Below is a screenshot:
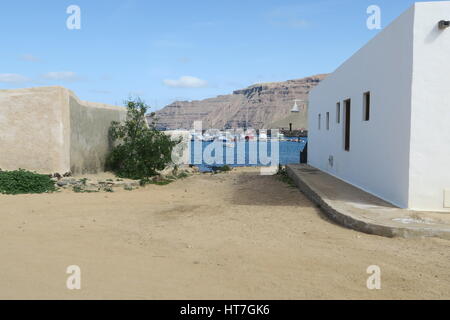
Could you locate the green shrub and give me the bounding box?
[210,165,232,173]
[218,165,232,172]
[73,185,84,193]
[276,164,285,175]
[276,165,296,187]
[0,169,57,195]
[177,171,189,179]
[124,185,134,191]
[149,179,173,186]
[103,186,114,193]
[139,176,173,186]
[106,98,180,180]
[73,185,99,193]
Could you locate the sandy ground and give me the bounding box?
[0,167,449,300]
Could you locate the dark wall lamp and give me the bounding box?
[439,20,450,29]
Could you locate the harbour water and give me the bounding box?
[190,139,307,172]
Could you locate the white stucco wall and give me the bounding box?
[408,1,450,211]
[309,1,450,212]
[308,5,416,208]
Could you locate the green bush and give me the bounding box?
[106,98,180,180]
[0,169,57,195]
[177,171,190,179]
[103,186,114,193]
[73,185,99,193]
[217,165,232,172]
[276,165,296,187]
[124,185,134,191]
[209,165,232,173]
[139,176,174,186]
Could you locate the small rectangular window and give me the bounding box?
[326,112,330,130]
[364,92,370,121]
[336,102,341,124]
[318,114,321,130]
[344,99,351,151]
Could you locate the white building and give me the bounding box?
[308,1,450,212]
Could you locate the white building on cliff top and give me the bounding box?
[308,1,450,212]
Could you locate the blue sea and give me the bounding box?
[189,139,307,172]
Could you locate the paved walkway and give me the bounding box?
[286,164,450,240]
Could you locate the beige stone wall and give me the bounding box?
[0,86,126,174]
[69,94,126,174]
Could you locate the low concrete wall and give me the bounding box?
[0,86,126,174]
[286,164,450,240]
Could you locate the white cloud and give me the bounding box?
[90,89,112,94]
[20,54,40,62]
[163,76,208,88]
[42,71,82,82]
[177,57,191,64]
[285,19,308,28]
[0,73,30,83]
[152,39,192,49]
[267,5,310,29]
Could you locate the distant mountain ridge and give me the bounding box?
[153,74,328,130]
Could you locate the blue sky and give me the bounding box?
[0,0,435,110]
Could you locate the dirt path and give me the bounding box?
[0,168,449,299]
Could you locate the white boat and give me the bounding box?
[202,134,214,142]
[236,133,246,141]
[191,132,204,141]
[259,130,268,141]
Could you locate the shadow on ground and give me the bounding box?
[230,172,312,207]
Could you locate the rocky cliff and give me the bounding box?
[153,74,328,130]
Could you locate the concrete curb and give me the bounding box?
[286,165,450,240]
